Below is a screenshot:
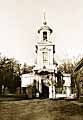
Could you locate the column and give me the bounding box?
[66,86,71,98]
[39,76,42,93]
[49,85,52,99]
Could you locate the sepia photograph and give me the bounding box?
[0,0,83,120]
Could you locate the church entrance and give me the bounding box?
[41,80,49,98]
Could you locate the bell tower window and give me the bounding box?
[43,31,47,41]
[43,52,48,64]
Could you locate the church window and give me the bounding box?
[53,45,55,53]
[43,52,48,63]
[43,31,47,41]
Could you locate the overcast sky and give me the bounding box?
[0,0,83,64]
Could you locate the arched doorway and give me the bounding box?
[41,79,49,98]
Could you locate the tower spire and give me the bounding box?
[43,9,47,25]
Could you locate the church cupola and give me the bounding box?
[38,12,53,42]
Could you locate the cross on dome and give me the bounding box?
[38,11,53,34]
[43,9,47,25]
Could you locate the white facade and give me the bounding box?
[63,74,71,98]
[36,44,54,66]
[21,74,34,87]
[63,74,71,87]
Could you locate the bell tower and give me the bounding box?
[33,12,58,99]
[34,12,57,73]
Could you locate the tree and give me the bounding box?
[0,56,21,94]
[59,61,74,74]
[21,63,34,74]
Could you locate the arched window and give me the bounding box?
[43,31,47,41]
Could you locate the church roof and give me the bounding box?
[38,25,53,34]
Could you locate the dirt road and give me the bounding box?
[0,99,83,120]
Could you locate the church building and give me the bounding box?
[33,12,58,98]
[21,12,74,99]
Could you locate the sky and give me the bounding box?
[0,0,83,65]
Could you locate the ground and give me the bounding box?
[0,98,83,120]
